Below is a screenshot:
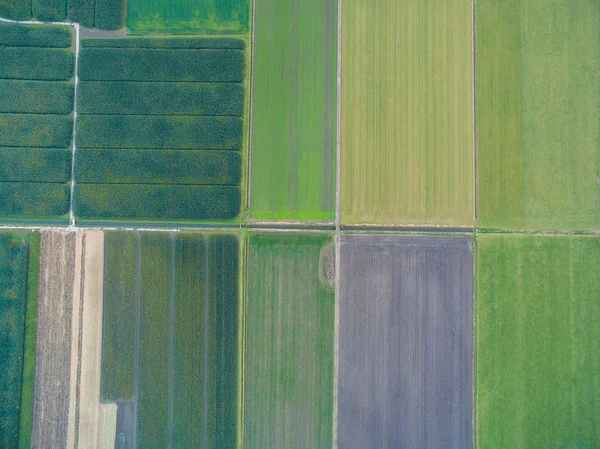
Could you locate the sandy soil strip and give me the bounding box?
[97,404,118,449]
[31,230,77,449]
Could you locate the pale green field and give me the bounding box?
[341,0,473,226]
[476,0,600,230]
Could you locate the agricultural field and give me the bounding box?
[476,234,600,448]
[245,233,335,449]
[338,234,473,449]
[100,231,241,448]
[340,0,474,226]
[125,0,249,34]
[74,37,246,223]
[0,232,31,449]
[0,23,73,220]
[476,0,600,231]
[0,0,125,28]
[250,0,337,221]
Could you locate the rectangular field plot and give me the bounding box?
[0,23,73,220]
[476,235,600,448]
[341,0,474,226]
[250,0,337,221]
[476,0,600,230]
[126,0,249,34]
[0,0,125,28]
[0,232,30,449]
[100,231,241,448]
[245,233,335,449]
[338,234,473,449]
[74,37,246,223]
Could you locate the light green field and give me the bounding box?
[476,234,600,448]
[341,0,473,226]
[476,0,600,230]
[126,0,249,34]
[250,0,337,221]
[244,233,334,449]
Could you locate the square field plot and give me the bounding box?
[244,233,335,449]
[0,23,73,220]
[250,0,337,221]
[338,234,473,449]
[74,38,246,223]
[476,235,600,448]
[476,0,600,230]
[341,0,474,226]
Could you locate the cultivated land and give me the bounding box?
[340,0,473,226]
[476,0,600,231]
[0,0,125,28]
[250,0,337,221]
[31,230,76,449]
[0,232,29,449]
[244,233,335,449]
[0,23,73,220]
[74,37,246,222]
[125,0,249,34]
[476,235,600,448]
[99,231,241,448]
[338,234,473,449]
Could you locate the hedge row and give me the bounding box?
[74,184,240,220]
[0,182,70,217]
[77,81,243,116]
[0,23,72,48]
[0,148,71,182]
[81,37,245,49]
[0,48,73,81]
[0,114,72,148]
[78,48,244,82]
[0,233,28,449]
[76,115,242,149]
[75,149,241,185]
[0,81,73,114]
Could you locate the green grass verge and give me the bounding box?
[476,234,600,448]
[76,150,241,185]
[77,81,243,116]
[137,233,171,448]
[126,0,249,34]
[250,0,336,220]
[0,81,73,114]
[17,231,38,449]
[476,0,599,230]
[78,48,244,82]
[245,233,334,449]
[0,148,71,183]
[76,115,242,149]
[0,183,70,218]
[0,23,72,48]
[0,114,72,148]
[0,232,29,449]
[100,231,137,402]
[341,0,473,226]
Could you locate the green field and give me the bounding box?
[245,233,334,449]
[476,234,600,448]
[17,232,39,449]
[137,233,171,448]
[0,232,30,449]
[101,231,137,402]
[476,0,600,230]
[125,0,249,34]
[341,0,473,226]
[250,0,337,221]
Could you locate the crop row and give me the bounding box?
[0,0,124,29]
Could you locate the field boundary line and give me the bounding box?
[202,235,210,449]
[73,233,86,449]
[133,231,141,449]
[245,0,257,213]
[472,0,477,222]
[69,23,80,227]
[167,234,175,449]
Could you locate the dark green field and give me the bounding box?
[0,23,73,220]
[74,37,246,222]
[476,234,600,448]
